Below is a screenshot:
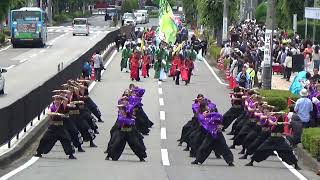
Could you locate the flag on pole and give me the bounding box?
[158,0,178,45]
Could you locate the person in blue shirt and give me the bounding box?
[294,89,313,128]
[236,67,250,88]
[82,60,92,79]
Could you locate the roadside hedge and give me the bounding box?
[302,128,320,157]
[0,33,5,44]
[209,44,221,61]
[258,89,299,111]
[297,20,320,43]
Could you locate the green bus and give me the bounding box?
[10,7,47,48]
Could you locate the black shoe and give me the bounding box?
[239,154,247,159]
[140,158,146,162]
[191,160,199,165]
[238,149,245,154]
[228,163,235,167]
[226,131,234,135]
[216,155,222,159]
[78,147,85,152]
[98,119,104,123]
[229,145,235,149]
[245,162,253,166]
[34,153,42,157]
[90,141,98,147]
[183,147,189,151]
[295,164,301,170]
[69,154,77,159]
[94,130,100,134]
[105,156,110,160]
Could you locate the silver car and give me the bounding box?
[123,13,136,26]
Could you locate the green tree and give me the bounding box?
[121,0,139,13]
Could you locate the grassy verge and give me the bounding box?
[258,89,299,111]
[302,128,320,158]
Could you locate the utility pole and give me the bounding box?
[48,0,52,26]
[262,0,275,89]
[222,0,229,43]
[313,0,319,43]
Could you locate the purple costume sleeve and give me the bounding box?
[49,103,57,112]
[134,88,145,97]
[192,103,199,113]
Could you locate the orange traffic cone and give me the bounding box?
[91,65,95,81]
[283,115,292,136]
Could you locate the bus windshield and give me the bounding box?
[12,11,41,21]
[73,19,87,25]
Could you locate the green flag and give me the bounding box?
[158,0,178,45]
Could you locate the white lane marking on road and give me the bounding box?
[39,49,45,53]
[158,87,163,95]
[158,81,162,85]
[203,58,228,86]
[29,54,37,58]
[0,45,12,52]
[161,149,170,166]
[47,33,67,45]
[273,151,307,180]
[160,111,165,121]
[0,157,39,180]
[161,128,167,139]
[19,59,29,63]
[4,65,15,70]
[159,98,164,106]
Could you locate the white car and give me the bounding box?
[0,68,7,95]
[135,10,149,23]
[134,12,146,24]
[123,13,137,26]
[72,18,90,36]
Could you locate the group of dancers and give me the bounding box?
[178,86,301,169]
[104,84,153,161]
[121,34,198,85]
[178,94,235,166]
[35,79,103,159]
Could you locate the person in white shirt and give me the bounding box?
[93,51,104,82]
[284,51,293,81]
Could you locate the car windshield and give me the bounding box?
[124,13,134,19]
[73,19,87,25]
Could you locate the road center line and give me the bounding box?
[29,54,37,58]
[160,111,165,121]
[4,65,16,70]
[0,157,39,180]
[19,59,29,63]
[161,128,167,139]
[161,149,170,166]
[159,98,164,106]
[158,80,162,85]
[158,87,163,95]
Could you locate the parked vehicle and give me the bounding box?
[134,12,146,24]
[72,18,90,36]
[105,7,117,21]
[135,10,149,23]
[144,6,158,13]
[0,68,7,95]
[122,13,136,26]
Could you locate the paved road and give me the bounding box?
[1,51,319,180]
[0,15,115,69]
